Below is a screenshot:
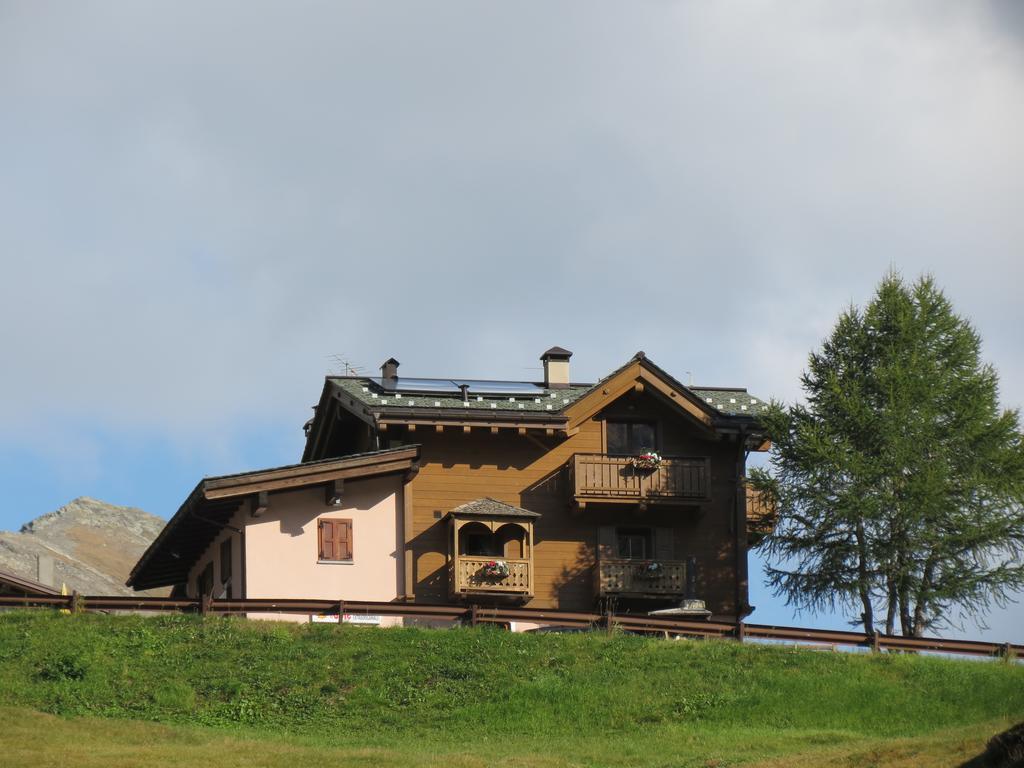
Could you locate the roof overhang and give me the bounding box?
[127,446,420,591]
[377,409,569,432]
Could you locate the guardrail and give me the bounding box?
[0,594,1019,659]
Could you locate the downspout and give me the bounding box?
[401,463,420,601]
[734,426,752,620]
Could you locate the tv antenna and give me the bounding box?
[327,354,365,376]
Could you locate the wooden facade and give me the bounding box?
[302,352,770,621]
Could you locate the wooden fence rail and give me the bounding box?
[0,594,1019,659]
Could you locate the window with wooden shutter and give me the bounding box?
[318,518,353,562]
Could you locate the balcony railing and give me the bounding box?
[746,485,777,546]
[596,558,687,597]
[451,556,533,596]
[572,454,710,504]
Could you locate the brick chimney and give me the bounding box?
[541,346,572,389]
[380,358,399,386]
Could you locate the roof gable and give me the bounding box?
[563,353,709,430]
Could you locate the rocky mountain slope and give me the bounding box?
[0,497,167,596]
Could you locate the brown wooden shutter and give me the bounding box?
[337,520,352,560]
[319,519,334,560]
[655,527,674,561]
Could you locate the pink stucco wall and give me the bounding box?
[187,474,405,624]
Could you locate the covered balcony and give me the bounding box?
[571,454,710,507]
[446,498,539,599]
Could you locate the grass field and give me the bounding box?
[1,611,1020,767]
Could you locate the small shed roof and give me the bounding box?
[447,498,542,520]
[0,567,60,597]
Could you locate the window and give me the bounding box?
[606,421,656,455]
[318,518,353,562]
[617,528,651,560]
[198,561,214,597]
[220,538,232,585]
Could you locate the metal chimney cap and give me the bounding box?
[540,346,572,360]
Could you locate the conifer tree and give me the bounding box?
[751,273,1024,637]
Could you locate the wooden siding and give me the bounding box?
[402,388,743,617]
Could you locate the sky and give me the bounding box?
[1,2,1021,641]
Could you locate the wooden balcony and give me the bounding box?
[572,454,710,506]
[595,558,687,597]
[746,485,777,546]
[451,556,533,597]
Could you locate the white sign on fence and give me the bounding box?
[310,613,382,625]
[343,613,382,625]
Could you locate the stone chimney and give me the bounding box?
[540,346,572,389]
[380,358,399,388]
[36,554,54,588]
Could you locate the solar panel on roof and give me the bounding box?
[455,380,545,395]
[368,377,546,397]
[368,377,461,394]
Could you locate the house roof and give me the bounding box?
[302,352,770,461]
[448,498,542,520]
[127,446,420,591]
[326,356,768,420]
[0,567,60,597]
[330,376,595,415]
[685,387,765,417]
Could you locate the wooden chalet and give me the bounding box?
[301,348,771,621]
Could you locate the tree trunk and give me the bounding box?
[855,520,874,634]
[899,578,913,637]
[885,574,897,636]
[912,555,937,638]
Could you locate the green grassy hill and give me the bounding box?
[0,611,1021,767]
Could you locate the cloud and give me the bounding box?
[1,0,1021,449]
